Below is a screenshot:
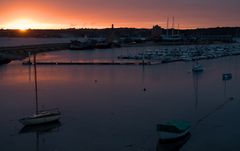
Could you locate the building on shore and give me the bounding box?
[151,25,163,41]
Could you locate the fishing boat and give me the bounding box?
[19,54,61,126]
[222,73,232,81]
[157,120,191,142]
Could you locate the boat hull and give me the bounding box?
[192,67,204,72]
[222,73,232,80]
[157,133,191,151]
[158,129,190,142]
[20,114,61,126]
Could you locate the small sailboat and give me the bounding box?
[157,120,191,142]
[19,54,61,126]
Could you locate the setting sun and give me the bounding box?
[3,19,67,30]
[6,19,33,30]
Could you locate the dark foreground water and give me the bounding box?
[0,47,240,151]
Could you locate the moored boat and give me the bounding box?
[19,108,61,126]
[192,64,204,72]
[157,120,191,142]
[222,73,232,81]
[19,54,61,126]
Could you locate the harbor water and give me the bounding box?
[1,44,240,151]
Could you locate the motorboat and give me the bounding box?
[222,73,232,81]
[192,64,204,72]
[157,120,191,142]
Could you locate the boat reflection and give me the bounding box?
[19,121,61,151]
[19,121,61,134]
[192,72,203,110]
[156,132,191,151]
[141,65,147,92]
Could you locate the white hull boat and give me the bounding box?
[19,54,61,126]
[20,109,61,126]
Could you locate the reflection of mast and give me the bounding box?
[36,132,39,151]
[34,55,39,114]
[142,66,146,92]
[224,81,227,99]
[193,73,199,110]
[28,63,32,83]
[28,52,32,83]
[19,121,61,151]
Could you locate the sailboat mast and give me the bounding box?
[166,17,169,37]
[33,54,39,114]
[172,16,175,36]
[177,24,180,35]
[28,51,31,64]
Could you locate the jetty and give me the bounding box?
[0,43,70,64]
[0,43,69,54]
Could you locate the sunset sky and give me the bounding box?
[0,0,240,29]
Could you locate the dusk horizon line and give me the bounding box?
[1,26,240,31]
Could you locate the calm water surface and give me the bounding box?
[0,46,240,151]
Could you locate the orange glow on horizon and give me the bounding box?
[1,19,199,30]
[1,18,228,30]
[3,19,70,30]
[0,1,239,30]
